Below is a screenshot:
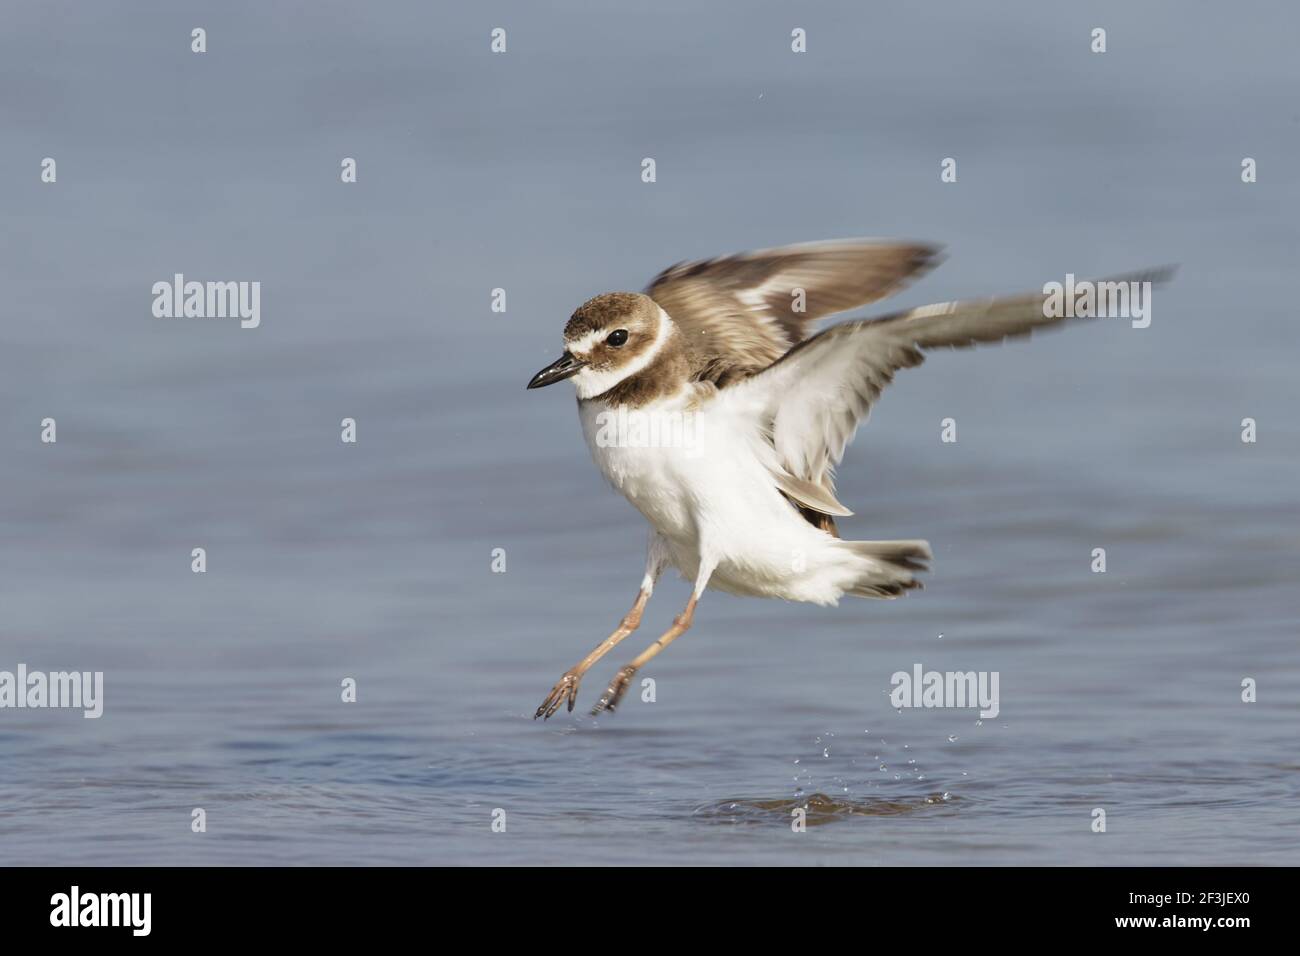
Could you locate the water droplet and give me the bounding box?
[822,748,830,758]
[937,632,944,639]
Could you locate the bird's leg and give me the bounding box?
[591,558,715,716]
[534,588,650,719]
[534,534,667,720]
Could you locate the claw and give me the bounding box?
[591,666,637,716]
[534,672,580,720]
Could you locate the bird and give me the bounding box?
[526,238,1170,719]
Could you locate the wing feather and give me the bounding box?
[727,267,1176,504]
[646,239,940,385]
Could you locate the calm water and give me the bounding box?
[2,1,1298,865]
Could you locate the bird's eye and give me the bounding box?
[606,329,629,347]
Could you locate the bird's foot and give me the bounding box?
[591,665,638,716]
[534,671,582,720]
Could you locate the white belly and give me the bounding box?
[578,396,710,542]
[578,394,851,601]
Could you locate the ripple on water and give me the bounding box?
[693,791,959,826]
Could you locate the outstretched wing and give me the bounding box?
[726,267,1176,512]
[646,239,940,386]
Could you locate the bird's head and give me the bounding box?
[526,292,669,398]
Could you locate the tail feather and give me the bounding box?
[842,539,931,598]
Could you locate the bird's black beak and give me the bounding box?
[526,351,586,389]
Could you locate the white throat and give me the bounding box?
[572,307,673,400]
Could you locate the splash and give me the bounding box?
[694,791,956,826]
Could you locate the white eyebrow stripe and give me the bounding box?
[567,328,607,355]
[572,307,672,399]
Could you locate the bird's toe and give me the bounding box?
[535,673,580,720]
[591,666,637,716]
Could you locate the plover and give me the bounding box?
[528,239,1168,718]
